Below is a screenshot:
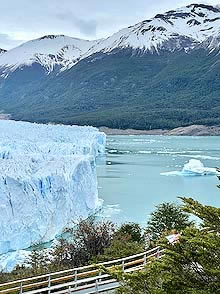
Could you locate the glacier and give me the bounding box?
[0,121,106,260]
[0,120,105,157]
[0,250,30,273]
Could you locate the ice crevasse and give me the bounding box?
[0,121,106,255]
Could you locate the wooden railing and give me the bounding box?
[0,247,163,294]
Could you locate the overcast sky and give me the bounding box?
[0,0,219,49]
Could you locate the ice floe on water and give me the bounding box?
[161,159,217,176]
[95,204,122,218]
[107,149,217,157]
[179,154,220,161]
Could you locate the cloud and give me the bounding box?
[56,12,97,37]
[73,18,97,36]
[0,33,23,50]
[0,0,219,49]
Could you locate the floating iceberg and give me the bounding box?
[0,121,106,259]
[161,159,217,176]
[182,159,216,176]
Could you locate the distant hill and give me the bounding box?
[0,4,220,129]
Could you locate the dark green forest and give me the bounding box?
[0,48,220,129]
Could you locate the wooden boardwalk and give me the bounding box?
[0,247,163,294]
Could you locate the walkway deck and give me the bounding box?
[0,247,163,294]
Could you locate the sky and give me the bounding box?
[0,0,220,50]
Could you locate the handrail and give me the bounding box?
[0,246,160,287]
[0,246,162,294]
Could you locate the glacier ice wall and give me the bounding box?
[0,250,30,272]
[0,121,106,255]
[0,120,106,157]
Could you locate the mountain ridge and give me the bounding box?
[0,35,100,76]
[2,3,220,75]
[0,3,220,130]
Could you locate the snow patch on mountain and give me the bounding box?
[1,4,220,75]
[84,4,220,56]
[0,35,99,75]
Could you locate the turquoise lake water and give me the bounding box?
[97,135,220,226]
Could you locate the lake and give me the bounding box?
[97,135,220,225]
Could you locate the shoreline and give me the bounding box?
[100,125,220,136]
[1,119,219,136]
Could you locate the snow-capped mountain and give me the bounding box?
[1,4,220,130]
[1,4,220,76]
[0,35,99,76]
[86,4,220,55]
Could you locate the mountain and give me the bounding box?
[0,35,99,76]
[0,3,220,129]
[1,4,220,74]
[84,4,220,54]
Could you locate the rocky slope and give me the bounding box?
[0,49,6,56]
[100,125,220,136]
[84,4,220,56]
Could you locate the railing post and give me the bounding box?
[144,253,147,265]
[157,248,160,258]
[122,259,125,273]
[48,275,51,294]
[74,270,77,289]
[98,270,102,283]
[68,285,71,294]
[19,282,23,294]
[95,278,99,293]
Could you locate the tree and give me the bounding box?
[52,217,115,267]
[217,168,220,189]
[92,235,144,263]
[91,222,144,263]
[182,197,220,232]
[114,223,143,243]
[73,217,115,257]
[110,182,220,293]
[146,202,193,240]
[25,243,51,275]
[112,227,220,294]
